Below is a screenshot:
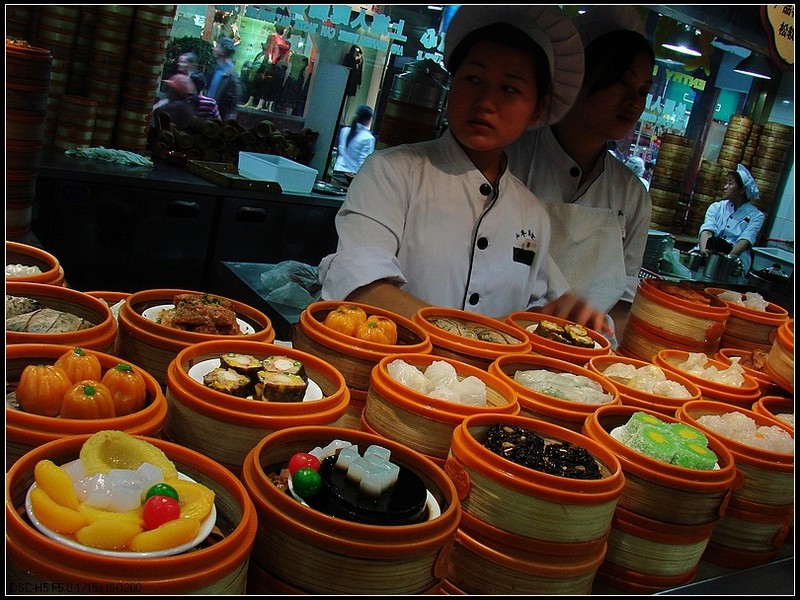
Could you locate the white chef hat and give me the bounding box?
[736,164,760,201]
[573,5,647,48]
[443,5,584,126]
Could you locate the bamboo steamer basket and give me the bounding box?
[592,560,697,595]
[715,348,784,396]
[625,279,730,350]
[445,520,606,595]
[6,433,258,594]
[653,349,761,407]
[241,425,460,594]
[488,353,620,432]
[765,319,793,394]
[6,281,117,354]
[118,288,275,386]
[675,400,794,508]
[601,506,717,583]
[362,353,519,465]
[165,339,350,476]
[699,541,786,575]
[587,354,702,417]
[444,413,624,548]
[6,241,65,286]
[505,311,611,364]
[5,343,167,471]
[291,300,433,395]
[412,306,531,370]
[705,501,791,556]
[619,313,723,362]
[751,395,794,430]
[705,287,789,351]
[582,405,738,526]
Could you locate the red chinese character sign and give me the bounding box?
[762,5,794,69]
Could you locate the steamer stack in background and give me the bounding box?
[648,133,694,233]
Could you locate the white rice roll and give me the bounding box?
[428,385,462,403]
[602,362,638,382]
[424,360,459,389]
[450,375,487,406]
[651,379,693,398]
[387,359,431,393]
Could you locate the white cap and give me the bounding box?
[573,5,647,48]
[736,164,760,201]
[444,5,584,127]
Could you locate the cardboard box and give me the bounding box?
[238,152,318,194]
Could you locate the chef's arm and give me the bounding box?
[698,230,713,255]
[609,300,631,339]
[730,238,751,258]
[347,280,432,320]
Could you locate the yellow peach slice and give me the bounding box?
[78,503,143,526]
[29,487,89,534]
[75,516,143,551]
[128,517,201,553]
[34,459,81,510]
[170,479,215,522]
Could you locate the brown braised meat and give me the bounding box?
[160,293,242,335]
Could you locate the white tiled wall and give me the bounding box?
[763,71,795,248]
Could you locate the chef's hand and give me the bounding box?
[540,292,613,337]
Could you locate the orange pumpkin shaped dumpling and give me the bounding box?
[101,363,147,417]
[55,347,103,383]
[16,364,73,416]
[60,380,116,419]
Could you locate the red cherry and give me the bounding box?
[142,495,181,530]
[288,452,321,475]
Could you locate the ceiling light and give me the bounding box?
[662,25,702,57]
[733,53,773,80]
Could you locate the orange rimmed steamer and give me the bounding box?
[506,311,612,364]
[117,289,275,386]
[6,434,258,594]
[489,353,621,432]
[587,354,702,417]
[715,347,783,396]
[241,425,461,594]
[765,319,793,394]
[412,306,531,370]
[6,241,65,286]
[653,349,761,407]
[751,395,794,430]
[292,300,433,429]
[6,281,117,354]
[362,352,519,466]
[165,339,350,477]
[704,286,789,351]
[620,279,730,361]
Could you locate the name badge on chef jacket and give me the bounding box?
[513,231,539,266]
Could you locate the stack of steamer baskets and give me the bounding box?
[648,133,694,233]
[619,279,730,362]
[291,301,433,429]
[582,405,739,594]
[749,122,793,218]
[676,400,794,575]
[688,160,725,238]
[442,413,625,594]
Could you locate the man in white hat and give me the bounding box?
[695,164,764,274]
[506,5,655,347]
[319,6,609,333]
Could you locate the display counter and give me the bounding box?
[31,153,343,293]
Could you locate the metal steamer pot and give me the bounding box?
[703,252,742,280]
[748,265,792,296]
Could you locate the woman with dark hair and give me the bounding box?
[333,105,375,184]
[506,6,656,347]
[342,45,363,97]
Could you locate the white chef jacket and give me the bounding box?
[318,128,568,318]
[506,126,652,314]
[694,199,765,274]
[333,123,376,174]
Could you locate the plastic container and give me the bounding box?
[117,288,275,386]
[291,300,432,394]
[582,405,738,527]
[765,319,793,394]
[6,281,118,354]
[241,425,460,594]
[705,286,789,351]
[506,311,612,364]
[488,353,620,432]
[444,413,624,548]
[362,352,519,464]
[238,152,318,194]
[6,433,258,594]
[412,307,531,371]
[587,354,702,416]
[6,241,65,286]
[165,339,350,476]
[653,349,761,407]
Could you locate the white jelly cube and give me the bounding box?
[322,439,353,458]
[346,457,369,485]
[364,444,391,462]
[335,445,361,471]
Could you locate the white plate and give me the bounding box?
[187,358,323,401]
[526,322,602,349]
[26,462,217,559]
[142,304,255,335]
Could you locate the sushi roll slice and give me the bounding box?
[255,370,308,402]
[203,367,252,397]
[262,355,307,381]
[219,352,263,375]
